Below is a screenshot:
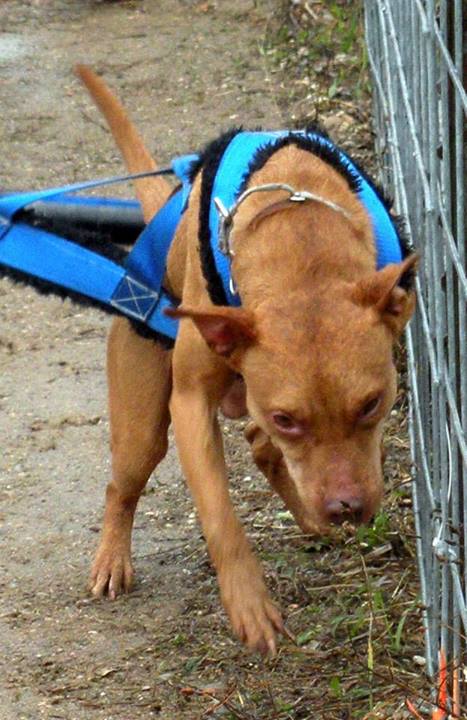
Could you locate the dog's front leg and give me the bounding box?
[170,337,283,655]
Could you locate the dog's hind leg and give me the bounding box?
[76,66,176,597]
[245,423,319,536]
[90,318,172,599]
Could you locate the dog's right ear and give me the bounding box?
[166,305,257,357]
[353,253,419,336]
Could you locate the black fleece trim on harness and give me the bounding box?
[191,128,243,306]
[237,126,362,196]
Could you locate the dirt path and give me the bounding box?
[0,3,424,719]
[0,2,294,718]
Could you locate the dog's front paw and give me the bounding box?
[219,560,284,655]
[89,541,134,600]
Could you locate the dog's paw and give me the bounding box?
[219,560,284,656]
[89,542,134,600]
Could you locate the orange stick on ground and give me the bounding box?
[407,649,450,720]
[432,649,448,720]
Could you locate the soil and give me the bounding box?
[0,2,428,719]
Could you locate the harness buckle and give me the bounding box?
[214,197,233,256]
[289,192,307,202]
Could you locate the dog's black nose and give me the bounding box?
[325,497,364,525]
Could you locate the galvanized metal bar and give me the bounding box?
[414,0,467,110]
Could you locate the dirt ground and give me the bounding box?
[0,2,431,719]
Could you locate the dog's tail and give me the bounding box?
[75,64,171,223]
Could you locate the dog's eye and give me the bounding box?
[271,412,304,436]
[358,395,382,422]
[273,412,294,429]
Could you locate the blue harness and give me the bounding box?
[0,130,402,342]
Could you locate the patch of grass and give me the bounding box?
[172,632,187,647]
[356,511,392,549]
[262,0,371,119]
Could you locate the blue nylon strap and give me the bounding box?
[209,132,286,306]
[330,143,402,270]
[122,188,182,288]
[109,188,184,338]
[0,167,181,340]
[171,154,199,208]
[0,220,125,300]
[0,212,179,340]
[208,131,403,305]
[0,134,402,346]
[287,131,402,269]
[0,160,190,339]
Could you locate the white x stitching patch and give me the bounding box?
[110,275,159,321]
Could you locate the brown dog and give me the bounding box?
[76,66,417,655]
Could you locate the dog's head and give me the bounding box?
[173,253,417,533]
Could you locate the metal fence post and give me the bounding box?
[364,0,466,713]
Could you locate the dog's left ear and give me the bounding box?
[166,305,257,357]
[353,253,419,336]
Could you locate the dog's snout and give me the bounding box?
[324,497,364,525]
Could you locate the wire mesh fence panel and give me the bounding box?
[364,0,466,715]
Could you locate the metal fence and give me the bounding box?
[364,0,466,715]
